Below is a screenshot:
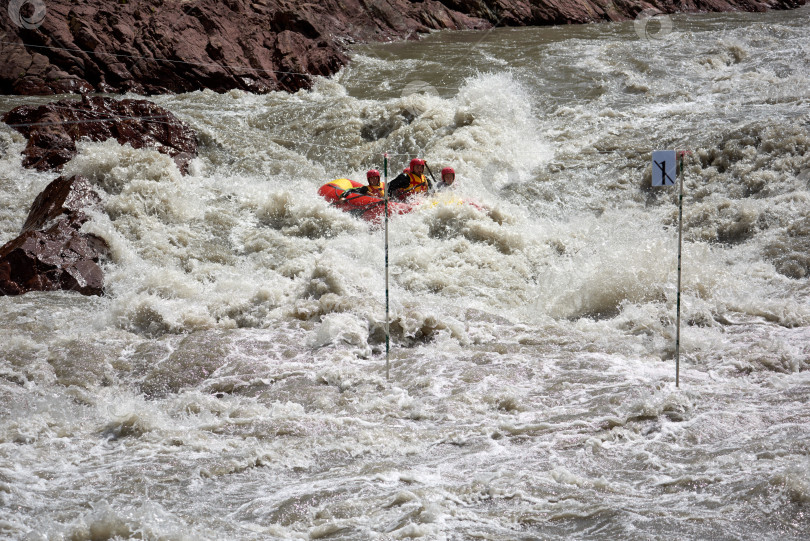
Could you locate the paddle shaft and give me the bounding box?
[424,162,438,190]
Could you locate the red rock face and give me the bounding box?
[1,0,802,97]
[2,95,198,173]
[0,175,108,297]
[0,94,197,297]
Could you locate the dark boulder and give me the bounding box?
[2,95,198,174]
[0,175,108,297]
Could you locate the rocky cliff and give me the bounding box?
[1,0,805,96]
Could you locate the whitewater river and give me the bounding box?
[1,6,809,540]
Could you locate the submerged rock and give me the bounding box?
[1,95,198,173]
[0,175,108,296]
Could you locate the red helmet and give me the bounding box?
[409,158,425,170]
[403,167,410,174]
[367,169,381,180]
[441,167,455,176]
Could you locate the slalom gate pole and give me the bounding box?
[675,151,685,388]
[384,153,390,382]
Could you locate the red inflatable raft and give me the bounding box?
[318,178,413,222]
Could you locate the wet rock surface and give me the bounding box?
[2,95,197,173]
[0,175,108,296]
[0,0,805,96]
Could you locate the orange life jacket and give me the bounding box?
[399,173,428,197]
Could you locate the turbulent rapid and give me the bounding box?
[2,7,809,540]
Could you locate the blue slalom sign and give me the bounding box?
[652,150,677,186]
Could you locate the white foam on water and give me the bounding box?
[2,6,810,540]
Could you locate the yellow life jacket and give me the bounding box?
[400,173,428,196]
[366,183,384,198]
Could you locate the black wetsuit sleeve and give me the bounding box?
[339,186,368,199]
[387,173,410,194]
